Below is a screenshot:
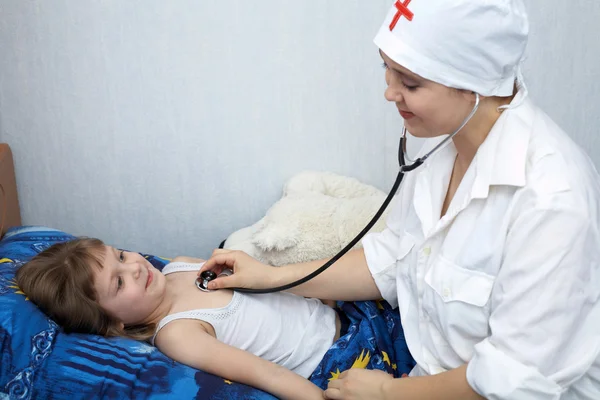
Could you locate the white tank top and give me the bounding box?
[152,262,336,378]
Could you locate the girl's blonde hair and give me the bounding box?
[16,238,155,341]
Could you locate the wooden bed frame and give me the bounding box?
[0,143,21,238]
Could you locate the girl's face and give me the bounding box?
[93,246,166,327]
[380,50,476,138]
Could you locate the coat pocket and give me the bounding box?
[422,255,495,343]
[424,255,495,306]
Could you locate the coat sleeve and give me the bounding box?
[466,201,600,399]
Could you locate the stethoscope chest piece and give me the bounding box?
[195,271,216,292]
[195,269,233,292]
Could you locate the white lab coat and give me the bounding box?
[363,91,600,399]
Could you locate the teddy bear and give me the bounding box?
[223,170,391,266]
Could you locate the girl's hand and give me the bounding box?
[324,369,393,400]
[198,249,277,290]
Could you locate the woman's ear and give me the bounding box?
[463,90,482,102]
[455,88,481,103]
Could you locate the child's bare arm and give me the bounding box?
[155,320,324,400]
[320,299,337,308]
[172,256,206,263]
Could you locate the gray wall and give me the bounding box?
[1,1,599,257]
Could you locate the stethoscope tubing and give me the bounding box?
[231,94,480,294]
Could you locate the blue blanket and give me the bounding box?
[310,300,415,389]
[0,227,413,399]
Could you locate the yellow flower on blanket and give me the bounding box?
[351,349,371,369]
[328,369,342,381]
[382,351,391,366]
[8,279,27,299]
[327,350,372,381]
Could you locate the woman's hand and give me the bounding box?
[198,249,277,290]
[324,369,393,400]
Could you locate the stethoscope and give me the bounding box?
[196,93,480,293]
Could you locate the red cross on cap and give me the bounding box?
[389,0,414,31]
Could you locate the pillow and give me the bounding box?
[0,226,275,400]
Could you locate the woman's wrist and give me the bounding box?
[274,264,296,287]
[380,376,412,400]
[380,377,394,400]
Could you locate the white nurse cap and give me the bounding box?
[374,0,529,97]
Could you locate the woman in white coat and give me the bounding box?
[201,1,600,399]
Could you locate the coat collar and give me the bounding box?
[470,90,533,199]
[412,90,534,237]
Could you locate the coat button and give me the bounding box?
[442,287,451,299]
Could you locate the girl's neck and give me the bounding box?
[144,281,178,327]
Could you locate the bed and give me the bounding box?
[0,143,414,399]
[0,144,21,237]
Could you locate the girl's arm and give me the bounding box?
[155,319,324,400]
[172,256,206,263]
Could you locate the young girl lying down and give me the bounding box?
[16,238,347,400]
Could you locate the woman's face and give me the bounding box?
[380,50,475,138]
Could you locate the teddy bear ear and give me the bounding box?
[283,170,326,196]
[252,223,299,252]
